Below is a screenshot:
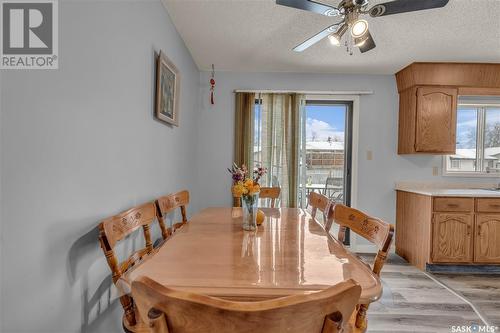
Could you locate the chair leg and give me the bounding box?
[120,295,136,326]
[355,304,368,331]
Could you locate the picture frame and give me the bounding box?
[155,51,180,126]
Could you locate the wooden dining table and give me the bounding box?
[121,207,382,307]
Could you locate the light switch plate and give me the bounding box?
[366,150,373,161]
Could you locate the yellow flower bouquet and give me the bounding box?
[228,163,267,230]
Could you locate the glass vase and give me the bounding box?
[242,193,259,231]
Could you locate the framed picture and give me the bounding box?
[155,51,180,126]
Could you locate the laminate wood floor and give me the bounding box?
[358,254,499,333]
[432,273,500,328]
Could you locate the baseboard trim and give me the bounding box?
[426,264,500,274]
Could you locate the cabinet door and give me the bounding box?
[415,87,457,153]
[432,213,473,263]
[475,215,500,263]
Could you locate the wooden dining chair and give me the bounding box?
[259,187,281,208]
[329,204,394,332]
[132,276,362,333]
[155,190,190,243]
[98,202,157,332]
[308,192,335,228]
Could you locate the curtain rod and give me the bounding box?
[233,90,373,95]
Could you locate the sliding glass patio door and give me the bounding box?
[299,99,353,243]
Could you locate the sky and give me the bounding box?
[254,104,347,143]
[306,105,346,142]
[457,107,500,149]
[456,107,477,149]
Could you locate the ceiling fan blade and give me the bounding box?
[369,0,449,17]
[359,31,376,53]
[276,0,340,17]
[293,24,339,52]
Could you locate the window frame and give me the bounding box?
[443,99,500,177]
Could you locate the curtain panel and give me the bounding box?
[235,92,304,208]
[234,92,256,168]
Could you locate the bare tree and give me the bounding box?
[485,122,500,148]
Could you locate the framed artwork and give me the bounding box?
[155,51,180,126]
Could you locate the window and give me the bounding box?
[444,97,500,176]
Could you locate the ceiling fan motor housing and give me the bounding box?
[352,0,368,6]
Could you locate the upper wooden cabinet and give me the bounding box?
[415,87,457,153]
[396,62,500,155]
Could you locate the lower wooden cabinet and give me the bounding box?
[432,213,473,263]
[396,191,500,270]
[475,214,500,263]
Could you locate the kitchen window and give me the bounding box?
[444,97,500,176]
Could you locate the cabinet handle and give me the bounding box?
[489,204,500,208]
[467,225,471,235]
[447,204,459,208]
[477,224,481,236]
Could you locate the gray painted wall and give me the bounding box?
[0,50,3,332]
[0,1,200,332]
[196,71,499,242]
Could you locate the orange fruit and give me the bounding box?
[257,209,265,225]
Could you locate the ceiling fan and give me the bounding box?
[277,0,449,54]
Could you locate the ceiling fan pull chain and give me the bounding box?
[210,64,216,105]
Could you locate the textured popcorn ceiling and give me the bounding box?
[162,0,500,74]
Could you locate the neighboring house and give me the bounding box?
[305,140,344,184]
[448,147,500,173]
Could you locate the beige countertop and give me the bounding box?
[395,182,500,197]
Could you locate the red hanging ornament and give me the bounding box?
[210,64,216,105]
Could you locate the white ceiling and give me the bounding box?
[162,0,500,74]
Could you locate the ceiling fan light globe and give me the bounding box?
[351,19,368,38]
[328,34,341,46]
